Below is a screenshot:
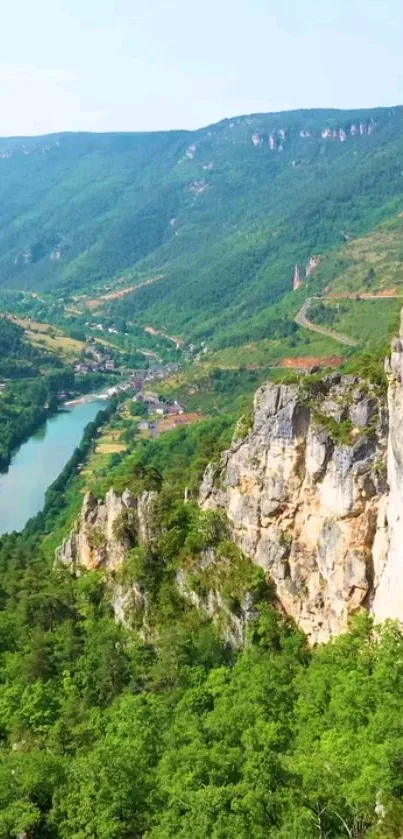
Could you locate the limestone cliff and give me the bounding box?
[57,487,156,572]
[57,324,403,644]
[293,264,303,290]
[198,332,403,641]
[200,375,387,642]
[371,329,403,620]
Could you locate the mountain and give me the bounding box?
[1,106,403,350]
[4,106,403,838]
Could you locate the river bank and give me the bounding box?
[64,391,111,407]
[64,379,133,407]
[0,399,109,534]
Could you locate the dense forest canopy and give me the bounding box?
[0,417,402,838]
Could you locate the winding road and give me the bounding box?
[295,291,403,348]
[295,297,358,347]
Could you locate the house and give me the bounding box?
[143,391,159,404]
[138,421,150,431]
[105,359,116,371]
[167,404,184,416]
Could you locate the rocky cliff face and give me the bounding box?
[57,487,156,572]
[371,330,403,620]
[203,326,403,645]
[198,332,403,640]
[200,375,388,643]
[57,325,403,645]
[293,264,303,290]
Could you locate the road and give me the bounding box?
[295,297,358,347]
[295,291,403,347]
[143,325,184,349]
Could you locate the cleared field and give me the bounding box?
[11,316,51,333]
[323,215,403,295]
[96,441,126,454]
[82,429,127,479]
[206,331,344,369]
[29,332,85,358]
[8,315,86,359]
[308,298,402,347]
[94,337,123,352]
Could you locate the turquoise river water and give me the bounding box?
[0,399,106,535]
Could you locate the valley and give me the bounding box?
[2,100,403,538]
[3,105,403,838]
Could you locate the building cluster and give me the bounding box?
[74,344,117,375]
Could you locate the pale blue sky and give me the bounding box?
[0,0,402,135]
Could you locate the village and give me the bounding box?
[65,340,202,437]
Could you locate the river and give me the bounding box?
[0,399,106,535]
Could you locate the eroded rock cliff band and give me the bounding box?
[57,325,403,644]
[200,376,386,642]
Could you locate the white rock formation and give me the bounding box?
[57,320,403,645]
[200,373,392,643]
[57,487,156,572]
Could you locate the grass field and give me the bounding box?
[95,433,126,454]
[10,315,85,359]
[81,426,127,482]
[317,215,403,296]
[78,274,166,311]
[30,332,85,358]
[206,329,348,369]
[309,298,401,348]
[11,316,52,333]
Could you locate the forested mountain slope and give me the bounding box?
[1,106,403,345]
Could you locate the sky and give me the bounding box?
[0,0,402,135]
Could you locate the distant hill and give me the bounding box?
[1,106,403,346]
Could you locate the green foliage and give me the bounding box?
[343,350,388,393]
[1,457,403,838]
[310,298,402,353]
[0,319,73,469]
[313,410,354,445]
[2,106,403,838]
[0,317,59,377]
[0,107,402,354]
[234,409,254,440]
[112,508,138,545]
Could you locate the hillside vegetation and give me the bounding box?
[2,106,403,839]
[1,107,403,354]
[1,415,403,838]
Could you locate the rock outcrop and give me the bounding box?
[198,327,403,640]
[57,319,403,645]
[57,487,156,572]
[250,121,376,153]
[306,254,320,277]
[293,264,303,290]
[371,325,403,620]
[252,133,263,147]
[200,375,389,643]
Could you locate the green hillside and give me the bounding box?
[1,106,403,351]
